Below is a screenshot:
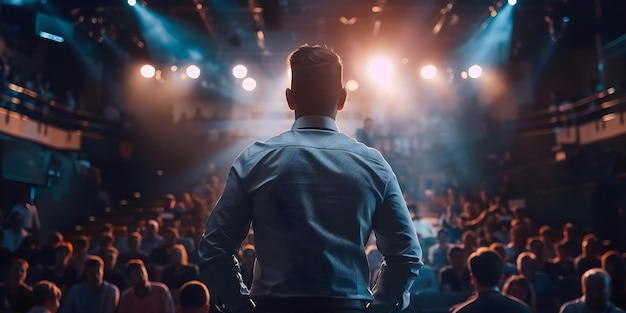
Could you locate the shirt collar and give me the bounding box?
[291,115,339,132]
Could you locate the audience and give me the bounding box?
[574,234,602,276]
[452,248,532,313]
[40,242,77,295]
[140,220,165,255]
[517,252,558,313]
[429,229,452,273]
[601,251,626,310]
[117,232,148,270]
[439,246,472,292]
[61,256,119,313]
[559,268,625,313]
[117,259,175,313]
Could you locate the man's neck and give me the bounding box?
[475,285,499,294]
[134,283,150,297]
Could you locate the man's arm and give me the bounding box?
[369,176,423,313]
[198,167,254,313]
[101,285,119,313]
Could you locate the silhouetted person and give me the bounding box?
[453,248,532,313]
[28,280,63,313]
[177,280,210,313]
[560,268,625,313]
[198,45,423,313]
[355,118,375,147]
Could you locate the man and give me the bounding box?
[140,220,164,255]
[439,246,472,292]
[428,229,451,272]
[452,248,532,313]
[517,252,558,313]
[355,118,375,147]
[575,234,602,276]
[117,259,175,313]
[117,232,148,270]
[560,268,626,313]
[61,256,119,313]
[28,280,63,313]
[101,247,127,291]
[149,226,180,266]
[0,258,32,313]
[198,44,422,313]
[177,280,210,313]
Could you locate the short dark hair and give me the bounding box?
[468,248,503,287]
[125,259,146,276]
[179,280,210,309]
[84,256,104,270]
[287,44,343,108]
[448,246,464,259]
[31,280,62,306]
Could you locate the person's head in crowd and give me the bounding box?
[436,229,449,247]
[177,280,210,313]
[84,256,104,289]
[54,242,73,267]
[581,233,599,258]
[239,244,256,269]
[101,247,119,271]
[510,224,528,249]
[448,246,467,270]
[601,251,625,295]
[539,225,555,244]
[503,275,536,313]
[462,230,478,252]
[517,252,538,282]
[46,232,64,248]
[363,118,374,132]
[556,242,572,261]
[163,226,179,248]
[563,223,577,242]
[527,237,545,262]
[8,211,24,231]
[31,280,62,313]
[581,268,612,312]
[467,247,503,289]
[100,223,114,235]
[286,44,346,119]
[146,219,159,238]
[126,259,149,289]
[170,244,188,267]
[7,258,28,285]
[98,232,115,250]
[73,236,89,255]
[127,232,142,253]
[489,242,507,262]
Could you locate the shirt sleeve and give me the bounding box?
[369,174,423,313]
[198,166,254,313]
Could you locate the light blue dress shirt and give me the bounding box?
[199,115,423,313]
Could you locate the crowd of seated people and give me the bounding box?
[0,178,219,313]
[361,187,626,313]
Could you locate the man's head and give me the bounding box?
[146,219,159,237]
[126,259,149,288]
[286,44,346,119]
[7,258,29,284]
[171,244,188,266]
[581,268,611,312]
[128,232,142,251]
[448,246,467,270]
[73,236,89,254]
[101,247,119,270]
[84,256,104,288]
[177,281,210,313]
[31,280,62,313]
[436,229,449,246]
[363,118,374,132]
[527,237,544,260]
[582,234,599,257]
[517,252,538,281]
[54,242,73,266]
[163,226,179,247]
[467,247,504,288]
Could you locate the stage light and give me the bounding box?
[232,64,248,78]
[420,65,437,80]
[461,71,468,79]
[468,65,483,79]
[186,65,201,79]
[367,55,393,83]
[170,66,177,72]
[346,80,359,91]
[242,77,257,91]
[562,16,570,23]
[508,0,517,6]
[128,0,136,6]
[140,64,155,78]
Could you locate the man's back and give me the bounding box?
[453,291,532,313]
[239,122,401,299]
